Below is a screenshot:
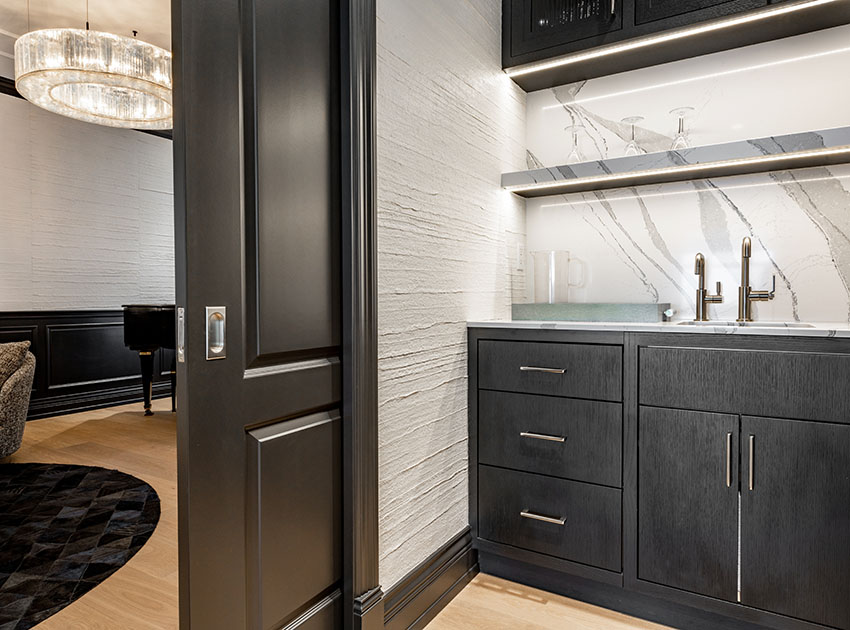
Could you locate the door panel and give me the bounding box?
[741,416,850,630]
[250,0,339,362]
[173,0,342,628]
[247,412,341,630]
[635,0,766,25]
[638,407,738,601]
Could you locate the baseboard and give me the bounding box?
[479,552,768,630]
[383,527,478,630]
[27,382,172,420]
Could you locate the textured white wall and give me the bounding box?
[376,0,526,588]
[0,93,175,311]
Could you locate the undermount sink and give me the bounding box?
[676,321,815,328]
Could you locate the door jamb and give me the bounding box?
[341,1,382,628]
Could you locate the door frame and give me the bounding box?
[170,0,380,627]
[339,0,383,628]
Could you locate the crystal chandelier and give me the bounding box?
[14,28,172,130]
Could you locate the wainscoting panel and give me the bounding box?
[0,310,173,419]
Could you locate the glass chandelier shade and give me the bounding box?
[14,29,172,130]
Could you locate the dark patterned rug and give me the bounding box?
[0,463,160,630]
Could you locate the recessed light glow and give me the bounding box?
[507,0,841,80]
[537,172,850,208]
[504,146,850,194]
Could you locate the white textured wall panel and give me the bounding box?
[377,0,526,587]
[0,93,174,310]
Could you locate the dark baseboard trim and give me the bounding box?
[27,382,172,420]
[384,528,478,630]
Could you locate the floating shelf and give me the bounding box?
[502,127,850,198]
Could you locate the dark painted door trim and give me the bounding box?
[340,1,382,628]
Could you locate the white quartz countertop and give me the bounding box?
[467,320,850,338]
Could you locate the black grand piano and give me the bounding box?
[123,304,176,416]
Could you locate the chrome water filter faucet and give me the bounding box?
[737,237,775,322]
[694,253,723,321]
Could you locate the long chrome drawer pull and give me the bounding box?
[726,432,733,488]
[520,510,566,526]
[749,435,755,491]
[519,366,566,374]
[520,432,566,443]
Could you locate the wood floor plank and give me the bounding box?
[426,574,671,630]
[4,399,179,630]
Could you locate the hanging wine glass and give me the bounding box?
[621,115,645,157]
[670,106,695,151]
[564,121,589,164]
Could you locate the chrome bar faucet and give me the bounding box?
[737,237,775,322]
[694,253,722,321]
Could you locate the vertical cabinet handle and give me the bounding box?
[748,435,755,491]
[611,0,616,16]
[726,432,733,488]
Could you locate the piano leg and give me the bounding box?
[170,353,177,412]
[139,351,155,416]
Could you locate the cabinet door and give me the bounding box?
[638,407,738,601]
[510,0,624,59]
[635,0,766,25]
[741,416,850,630]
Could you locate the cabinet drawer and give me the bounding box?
[479,391,621,487]
[478,340,622,401]
[640,346,850,423]
[478,465,621,572]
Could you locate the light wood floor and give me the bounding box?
[6,401,667,630]
[6,398,179,630]
[426,574,671,630]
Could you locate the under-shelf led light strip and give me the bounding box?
[503,146,850,194]
[538,172,850,208]
[506,0,842,79]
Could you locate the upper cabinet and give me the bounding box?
[503,0,850,91]
[509,0,624,59]
[634,0,765,26]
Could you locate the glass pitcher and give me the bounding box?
[530,250,586,304]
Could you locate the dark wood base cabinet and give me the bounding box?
[469,327,850,630]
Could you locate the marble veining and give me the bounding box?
[522,23,850,326]
[526,165,850,324]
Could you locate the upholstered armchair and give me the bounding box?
[0,342,36,458]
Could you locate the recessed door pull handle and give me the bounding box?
[521,510,566,526]
[726,432,733,487]
[749,434,755,491]
[520,432,566,443]
[519,366,566,374]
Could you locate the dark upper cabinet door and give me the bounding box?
[741,416,850,630]
[510,0,624,59]
[634,0,767,26]
[638,407,739,601]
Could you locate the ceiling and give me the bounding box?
[0,0,171,76]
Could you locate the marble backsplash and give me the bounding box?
[521,23,850,324]
[525,24,850,168]
[524,164,850,323]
